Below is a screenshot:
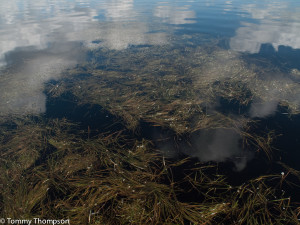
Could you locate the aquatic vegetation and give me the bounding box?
[44,40,292,168]
[47,41,300,135]
[1,0,300,223]
[0,116,299,224]
[1,34,300,225]
[38,40,300,224]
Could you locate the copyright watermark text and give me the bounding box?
[0,218,70,225]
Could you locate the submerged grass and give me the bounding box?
[47,42,300,134]
[0,116,299,224]
[1,36,300,224]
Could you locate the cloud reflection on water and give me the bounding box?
[190,129,252,171]
[228,2,300,119]
[230,2,300,53]
[0,0,168,115]
[101,0,135,21]
[154,3,196,25]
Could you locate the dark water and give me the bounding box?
[1,0,300,191]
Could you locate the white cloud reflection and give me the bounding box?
[154,3,196,24]
[191,129,251,171]
[227,2,300,118]
[230,3,300,53]
[0,0,168,115]
[0,51,80,115]
[68,22,168,51]
[101,0,135,21]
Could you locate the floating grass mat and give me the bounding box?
[0,117,299,224]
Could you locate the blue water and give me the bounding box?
[1,0,299,66]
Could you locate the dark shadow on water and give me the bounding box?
[243,44,300,73]
[251,105,300,171]
[216,96,251,115]
[45,91,126,137]
[259,44,300,71]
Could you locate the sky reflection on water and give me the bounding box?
[230,2,300,53]
[1,0,300,68]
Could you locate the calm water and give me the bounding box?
[1,0,300,171]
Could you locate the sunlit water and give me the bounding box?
[1,0,300,172]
